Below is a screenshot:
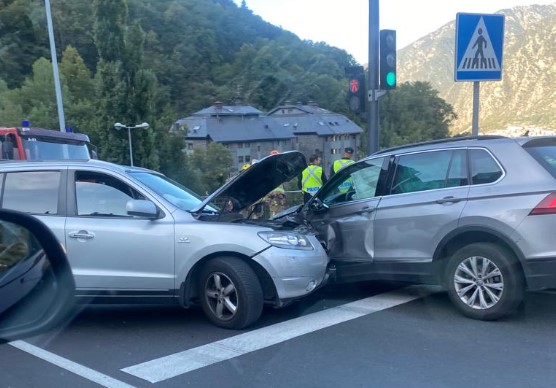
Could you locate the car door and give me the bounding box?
[303,156,388,261]
[373,148,470,265]
[63,169,175,292]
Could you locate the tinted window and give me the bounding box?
[75,171,144,217]
[469,148,503,185]
[319,157,385,205]
[523,143,556,179]
[391,149,467,194]
[3,171,61,214]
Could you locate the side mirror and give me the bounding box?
[126,199,159,218]
[0,209,75,343]
[309,197,329,212]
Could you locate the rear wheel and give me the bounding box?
[199,257,263,329]
[445,242,524,320]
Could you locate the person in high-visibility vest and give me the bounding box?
[330,147,355,177]
[299,154,327,203]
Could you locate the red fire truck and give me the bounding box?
[0,125,93,160]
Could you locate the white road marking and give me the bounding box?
[9,340,136,388]
[122,285,438,383]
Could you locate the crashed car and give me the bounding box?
[0,152,328,329]
[277,136,556,321]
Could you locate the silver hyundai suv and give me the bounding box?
[278,136,556,321]
[0,152,329,329]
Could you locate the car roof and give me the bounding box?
[370,135,510,157]
[368,135,556,158]
[0,158,155,174]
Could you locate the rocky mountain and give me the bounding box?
[398,3,556,135]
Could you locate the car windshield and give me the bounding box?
[21,138,90,160]
[130,171,214,212]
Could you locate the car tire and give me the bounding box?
[445,242,524,321]
[199,257,263,329]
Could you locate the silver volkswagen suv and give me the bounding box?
[0,152,329,329]
[286,136,556,320]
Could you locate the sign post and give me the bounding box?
[455,13,505,135]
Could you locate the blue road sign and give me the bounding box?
[455,13,505,81]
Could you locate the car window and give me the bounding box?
[521,142,556,179]
[391,149,466,194]
[75,171,144,217]
[2,171,61,215]
[469,148,503,185]
[319,157,386,205]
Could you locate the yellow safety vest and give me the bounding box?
[302,165,323,196]
[333,158,355,173]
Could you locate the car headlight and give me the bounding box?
[257,231,314,250]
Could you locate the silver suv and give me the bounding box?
[0,152,329,329]
[284,136,556,320]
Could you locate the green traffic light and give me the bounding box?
[386,71,396,87]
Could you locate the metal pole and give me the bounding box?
[128,127,134,166]
[472,81,480,136]
[44,0,66,132]
[367,0,380,154]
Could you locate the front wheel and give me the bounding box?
[199,257,263,329]
[445,242,524,321]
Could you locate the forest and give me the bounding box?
[0,0,456,194]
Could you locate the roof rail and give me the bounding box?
[371,135,507,156]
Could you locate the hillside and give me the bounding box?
[398,3,556,134]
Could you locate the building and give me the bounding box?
[172,101,363,174]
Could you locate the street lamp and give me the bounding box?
[114,122,149,166]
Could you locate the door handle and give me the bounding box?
[435,196,462,204]
[69,230,95,239]
[356,206,375,214]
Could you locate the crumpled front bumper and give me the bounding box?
[252,237,329,302]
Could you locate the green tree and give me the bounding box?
[59,46,96,134]
[92,0,159,169]
[191,142,233,194]
[8,57,69,129]
[0,79,24,126]
[379,81,457,148]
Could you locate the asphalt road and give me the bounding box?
[2,283,556,388]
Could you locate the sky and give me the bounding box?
[235,0,556,64]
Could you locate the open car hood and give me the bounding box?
[191,151,307,214]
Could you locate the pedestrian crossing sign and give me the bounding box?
[455,13,505,81]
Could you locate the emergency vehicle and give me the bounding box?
[0,125,93,160]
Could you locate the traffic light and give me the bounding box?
[380,29,397,90]
[345,66,366,113]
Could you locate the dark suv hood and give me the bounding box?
[191,151,307,214]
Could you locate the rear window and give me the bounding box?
[524,144,556,178]
[2,171,61,214]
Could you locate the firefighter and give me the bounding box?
[330,147,355,177]
[300,154,327,203]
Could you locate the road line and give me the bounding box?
[9,340,136,388]
[122,285,438,383]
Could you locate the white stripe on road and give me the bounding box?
[122,285,438,383]
[9,340,136,388]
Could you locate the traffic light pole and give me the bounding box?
[367,0,380,154]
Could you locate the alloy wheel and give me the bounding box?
[204,272,238,321]
[453,255,504,310]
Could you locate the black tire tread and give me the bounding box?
[199,257,263,329]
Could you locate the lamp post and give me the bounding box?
[114,122,149,166]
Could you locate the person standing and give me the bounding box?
[330,147,355,177]
[300,154,327,203]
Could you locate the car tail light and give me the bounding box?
[530,193,556,215]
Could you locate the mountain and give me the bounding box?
[398,3,556,135]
